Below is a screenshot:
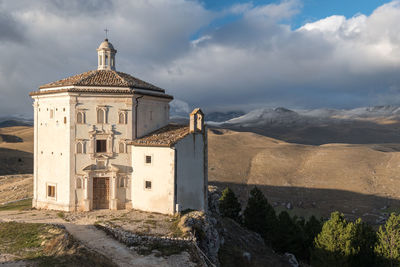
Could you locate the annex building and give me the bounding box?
[29,39,207,214]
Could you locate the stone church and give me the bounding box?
[29,39,207,214]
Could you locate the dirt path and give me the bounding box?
[0,210,196,267]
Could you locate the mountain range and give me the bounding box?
[206,106,400,145]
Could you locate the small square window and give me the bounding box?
[145,180,152,189]
[47,185,55,198]
[145,155,152,164]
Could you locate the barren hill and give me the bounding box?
[0,126,33,175]
[208,129,400,223]
[2,124,400,223]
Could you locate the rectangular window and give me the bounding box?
[145,180,152,190]
[119,142,125,153]
[64,117,67,124]
[47,185,55,198]
[50,109,54,119]
[96,140,107,153]
[119,177,126,188]
[145,155,152,164]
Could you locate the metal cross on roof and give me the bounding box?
[104,28,109,39]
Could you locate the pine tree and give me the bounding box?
[243,186,277,243]
[350,218,377,266]
[304,215,323,250]
[375,213,400,266]
[299,215,322,262]
[311,212,357,267]
[274,211,307,258]
[219,187,242,223]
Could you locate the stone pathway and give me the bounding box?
[0,210,196,267]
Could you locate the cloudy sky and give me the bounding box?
[1,0,400,116]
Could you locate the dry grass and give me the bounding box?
[0,198,32,211]
[208,129,400,222]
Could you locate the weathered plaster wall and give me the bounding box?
[175,134,206,212]
[136,97,170,138]
[131,146,175,214]
[33,93,72,211]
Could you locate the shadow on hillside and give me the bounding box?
[0,134,23,143]
[210,181,400,225]
[218,120,400,146]
[0,148,32,175]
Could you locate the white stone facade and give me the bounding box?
[30,39,207,214]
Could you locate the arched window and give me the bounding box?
[76,178,82,189]
[97,109,105,123]
[50,109,54,119]
[119,142,125,153]
[77,112,84,124]
[77,142,83,154]
[119,112,126,124]
[105,54,108,65]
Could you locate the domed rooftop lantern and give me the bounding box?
[97,34,117,71]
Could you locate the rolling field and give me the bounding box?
[2,125,400,223]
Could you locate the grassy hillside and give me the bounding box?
[208,129,400,223]
[2,125,400,223]
[0,126,33,175]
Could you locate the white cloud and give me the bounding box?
[1,0,400,116]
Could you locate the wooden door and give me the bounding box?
[93,177,110,209]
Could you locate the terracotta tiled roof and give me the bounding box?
[29,87,173,99]
[129,124,190,147]
[39,70,164,92]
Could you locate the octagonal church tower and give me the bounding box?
[30,39,178,212]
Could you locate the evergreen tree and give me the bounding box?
[219,187,242,223]
[311,212,357,267]
[375,213,400,266]
[243,186,277,243]
[350,218,377,266]
[275,211,307,259]
[300,215,322,262]
[304,215,323,250]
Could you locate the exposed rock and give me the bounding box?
[242,252,251,262]
[179,211,220,265]
[284,253,299,267]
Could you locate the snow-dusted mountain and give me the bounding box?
[212,105,400,126]
[210,106,400,145]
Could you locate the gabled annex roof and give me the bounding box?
[128,124,190,147]
[38,69,164,92]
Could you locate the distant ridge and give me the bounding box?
[207,105,400,145]
[0,120,33,128]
